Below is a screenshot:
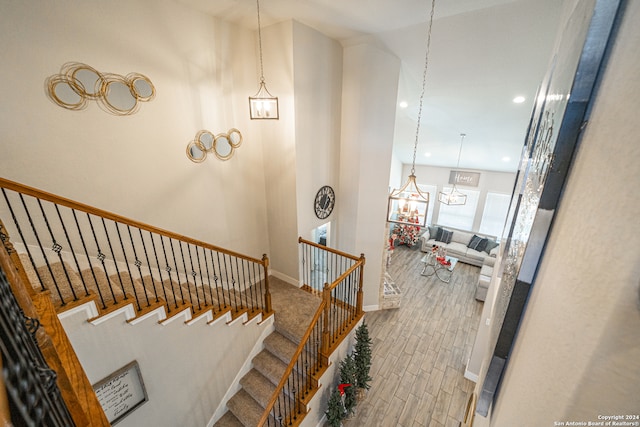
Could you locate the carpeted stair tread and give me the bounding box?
[160,278,186,308]
[264,331,298,364]
[253,349,287,385]
[227,389,264,427]
[240,369,276,408]
[180,281,210,309]
[80,266,125,306]
[109,271,152,308]
[268,277,320,343]
[213,411,244,427]
[34,261,86,305]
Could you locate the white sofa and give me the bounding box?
[419,225,499,268]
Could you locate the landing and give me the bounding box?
[268,276,320,343]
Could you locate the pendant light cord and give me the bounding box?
[456,133,466,168]
[256,0,265,83]
[411,0,437,176]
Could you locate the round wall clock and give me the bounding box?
[314,185,335,219]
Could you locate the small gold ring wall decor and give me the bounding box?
[45,62,155,115]
[186,128,243,162]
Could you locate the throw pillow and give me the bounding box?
[476,238,489,253]
[483,239,499,254]
[428,225,439,240]
[467,235,484,250]
[437,229,453,244]
[434,227,443,242]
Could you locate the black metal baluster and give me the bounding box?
[148,232,169,308]
[126,225,150,309]
[139,228,160,304]
[72,209,107,309]
[180,241,199,312]
[101,218,127,301]
[36,198,78,304]
[114,221,140,310]
[168,238,186,308]
[87,213,117,305]
[197,246,214,308]
[2,189,47,292]
[160,235,179,310]
[189,243,206,309]
[54,204,90,299]
[209,249,224,311]
[235,257,248,310]
[221,253,235,311]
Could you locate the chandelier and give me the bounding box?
[438,133,468,205]
[387,0,437,227]
[249,0,279,120]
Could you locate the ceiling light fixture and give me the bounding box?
[249,0,278,120]
[399,101,408,108]
[513,96,526,103]
[387,0,436,228]
[438,133,468,206]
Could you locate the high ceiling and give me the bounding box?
[177,0,565,173]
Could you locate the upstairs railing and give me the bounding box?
[258,238,364,426]
[0,177,272,322]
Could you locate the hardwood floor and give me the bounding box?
[343,245,483,427]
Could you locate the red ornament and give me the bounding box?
[338,383,352,396]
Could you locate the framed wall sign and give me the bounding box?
[93,361,148,425]
[449,170,481,187]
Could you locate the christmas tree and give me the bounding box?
[325,387,345,427]
[339,354,357,415]
[354,321,373,390]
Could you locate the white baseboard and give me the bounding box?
[270,269,298,286]
[363,304,379,312]
[464,368,479,383]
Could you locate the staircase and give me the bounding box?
[1,177,365,426]
[215,277,320,426]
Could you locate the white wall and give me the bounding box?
[259,21,299,281]
[60,307,270,427]
[292,21,343,248]
[0,0,269,259]
[485,0,640,423]
[338,43,400,309]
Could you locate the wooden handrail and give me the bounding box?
[298,237,361,261]
[1,177,264,265]
[325,258,364,292]
[257,299,328,426]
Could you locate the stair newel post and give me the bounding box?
[321,282,331,358]
[262,253,272,314]
[356,254,365,316]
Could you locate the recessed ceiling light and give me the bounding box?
[399,101,408,108]
[513,96,526,104]
[502,156,511,162]
[424,152,431,157]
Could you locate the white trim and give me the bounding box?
[208,311,232,326]
[226,312,248,326]
[363,304,379,312]
[160,307,192,326]
[186,309,213,326]
[129,306,167,325]
[56,301,99,321]
[464,369,479,383]
[89,304,136,325]
[270,269,298,286]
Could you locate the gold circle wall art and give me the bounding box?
[45,62,156,115]
[186,128,243,162]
